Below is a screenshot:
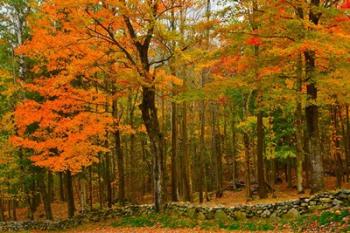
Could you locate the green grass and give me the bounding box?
[110,209,350,232]
[111,213,276,231]
[318,210,350,226]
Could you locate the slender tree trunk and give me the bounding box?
[105,153,112,208]
[182,102,192,201]
[0,199,4,221]
[113,99,126,203]
[89,167,93,209]
[231,107,237,190]
[287,158,292,188]
[199,98,206,203]
[11,200,17,221]
[244,133,252,200]
[38,172,53,220]
[216,133,224,198]
[66,171,75,218]
[333,105,343,188]
[342,105,350,182]
[171,101,179,202]
[97,158,103,208]
[295,54,304,193]
[257,111,267,198]
[59,172,65,201]
[48,171,54,201]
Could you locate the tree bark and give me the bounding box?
[38,171,53,220]
[66,171,75,218]
[113,99,126,203]
[244,133,252,200]
[182,102,192,201]
[257,111,267,198]
[295,54,304,193]
[59,172,65,201]
[304,55,324,193]
[139,86,165,211]
[171,101,179,202]
[303,0,324,194]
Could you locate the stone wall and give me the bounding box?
[1,190,350,231]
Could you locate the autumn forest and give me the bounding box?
[0,0,350,232]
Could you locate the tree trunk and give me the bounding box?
[38,172,53,220]
[333,105,343,188]
[182,102,192,202]
[0,199,4,221]
[105,152,112,208]
[11,200,17,221]
[59,172,65,201]
[339,106,349,182]
[295,54,304,193]
[216,133,224,198]
[303,0,324,194]
[287,158,292,188]
[304,52,324,193]
[139,86,165,211]
[199,99,206,203]
[66,171,75,218]
[89,167,93,209]
[231,107,237,190]
[244,133,252,200]
[171,101,179,202]
[257,111,267,198]
[113,99,126,203]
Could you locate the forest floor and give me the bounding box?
[17,176,349,221]
[10,176,350,232]
[15,208,348,233]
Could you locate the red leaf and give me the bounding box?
[341,0,350,9]
[246,37,263,46]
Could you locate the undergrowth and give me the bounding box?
[111,208,350,232]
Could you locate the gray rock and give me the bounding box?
[283,208,300,219]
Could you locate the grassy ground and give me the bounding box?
[10,208,350,233]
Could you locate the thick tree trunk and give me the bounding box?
[304,51,324,193]
[303,0,324,194]
[139,87,165,211]
[66,171,75,218]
